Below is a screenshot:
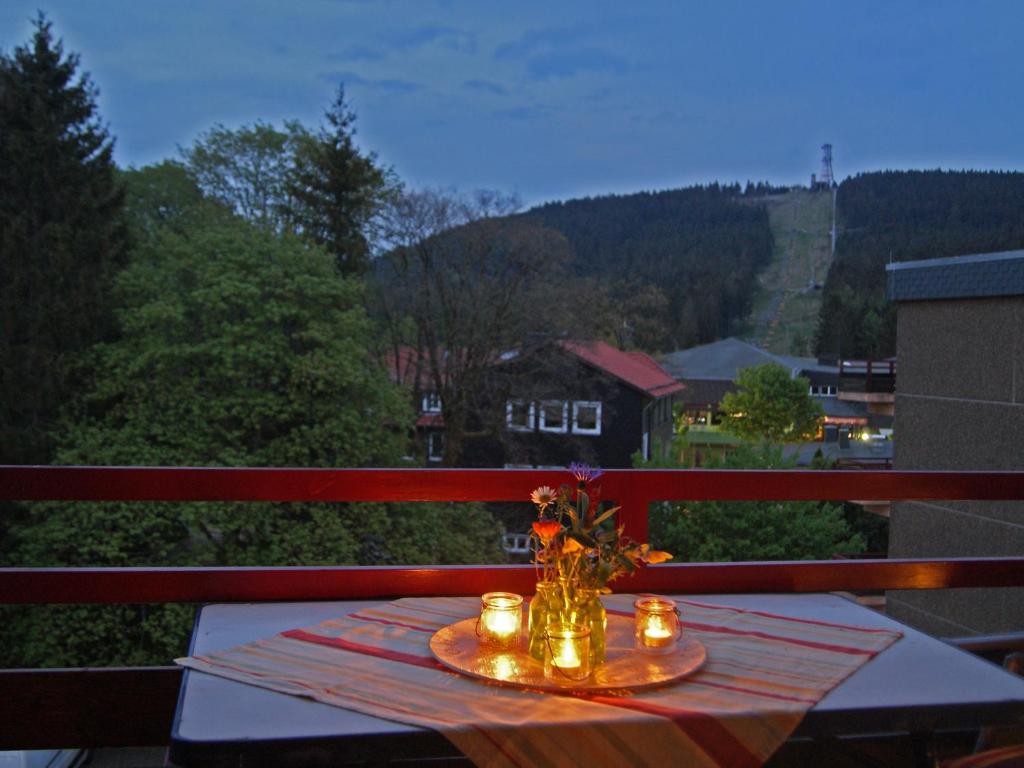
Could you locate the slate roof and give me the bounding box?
[886,249,1024,301]
[559,340,685,397]
[660,337,832,381]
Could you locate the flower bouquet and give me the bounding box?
[527,463,672,666]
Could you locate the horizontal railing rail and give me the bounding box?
[4,559,1024,604]
[2,465,1024,751]
[6,465,1024,543]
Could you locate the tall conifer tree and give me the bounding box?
[288,86,388,276]
[0,14,126,464]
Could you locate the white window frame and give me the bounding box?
[571,400,602,435]
[538,400,569,433]
[505,399,535,432]
[427,431,444,462]
[421,392,442,413]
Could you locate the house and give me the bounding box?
[387,339,683,468]
[463,339,684,469]
[659,336,890,437]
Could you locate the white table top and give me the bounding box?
[169,593,1024,767]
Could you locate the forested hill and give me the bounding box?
[523,184,775,351]
[816,170,1024,358]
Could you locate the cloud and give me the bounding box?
[385,24,476,54]
[493,27,626,81]
[491,105,551,121]
[494,26,586,60]
[463,79,507,96]
[631,110,679,126]
[526,48,627,81]
[328,45,386,63]
[319,71,423,95]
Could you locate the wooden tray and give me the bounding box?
[429,614,705,693]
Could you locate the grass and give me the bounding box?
[740,188,834,355]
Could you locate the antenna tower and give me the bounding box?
[820,144,835,188]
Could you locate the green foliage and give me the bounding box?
[180,87,389,275]
[119,160,212,237]
[2,209,505,667]
[816,170,1024,358]
[644,445,865,562]
[718,364,823,443]
[0,14,127,464]
[181,120,303,231]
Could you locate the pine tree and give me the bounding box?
[288,86,389,276]
[0,14,126,464]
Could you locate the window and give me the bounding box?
[538,400,568,433]
[427,431,444,462]
[572,400,601,435]
[809,385,837,397]
[505,399,535,431]
[421,392,442,413]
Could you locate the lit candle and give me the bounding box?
[634,598,680,654]
[478,592,523,650]
[543,623,591,681]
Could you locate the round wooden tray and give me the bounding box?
[429,614,705,693]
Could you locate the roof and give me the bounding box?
[558,340,685,397]
[660,337,831,381]
[886,248,1024,301]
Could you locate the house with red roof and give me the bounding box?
[387,339,684,467]
[463,339,684,469]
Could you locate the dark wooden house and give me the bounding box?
[462,340,684,469]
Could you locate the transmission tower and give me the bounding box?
[820,144,835,188]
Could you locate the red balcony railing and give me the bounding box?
[2,465,1024,750]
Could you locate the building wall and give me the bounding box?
[888,295,1024,636]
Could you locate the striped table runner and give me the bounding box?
[177,595,902,768]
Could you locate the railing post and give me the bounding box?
[617,488,650,544]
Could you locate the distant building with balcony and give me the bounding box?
[659,337,894,459]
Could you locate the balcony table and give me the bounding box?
[168,593,1024,767]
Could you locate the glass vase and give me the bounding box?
[527,581,557,661]
[568,588,606,667]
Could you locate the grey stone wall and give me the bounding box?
[887,296,1024,636]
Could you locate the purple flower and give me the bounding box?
[568,462,603,484]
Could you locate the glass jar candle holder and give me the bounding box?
[477,592,523,650]
[634,597,681,654]
[543,622,591,682]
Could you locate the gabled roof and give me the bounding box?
[559,340,684,397]
[660,337,831,381]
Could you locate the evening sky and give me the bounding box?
[1,1,1021,206]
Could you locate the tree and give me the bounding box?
[718,364,823,444]
[180,120,302,231]
[1,208,504,666]
[288,86,391,276]
[0,14,127,464]
[180,87,390,275]
[645,444,865,562]
[374,188,575,464]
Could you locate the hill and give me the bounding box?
[524,184,775,351]
[815,170,1024,358]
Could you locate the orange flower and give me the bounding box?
[530,485,557,511]
[561,537,584,554]
[532,520,561,542]
[644,550,673,564]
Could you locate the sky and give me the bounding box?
[2,0,1023,207]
